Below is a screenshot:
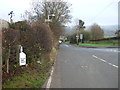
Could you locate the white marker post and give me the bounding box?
[19,46,26,66]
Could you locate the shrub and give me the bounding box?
[20,22,53,63]
[2,28,20,72]
[31,22,53,53]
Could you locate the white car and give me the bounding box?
[59,40,62,44]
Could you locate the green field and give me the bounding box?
[77,43,119,47]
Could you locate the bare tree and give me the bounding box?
[32,0,71,23]
[90,23,104,40]
[2,28,20,73]
[27,0,72,40]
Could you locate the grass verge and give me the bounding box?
[77,43,119,47]
[3,47,57,88]
[3,62,51,88]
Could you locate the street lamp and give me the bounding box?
[45,14,55,24]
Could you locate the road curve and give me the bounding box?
[50,44,118,88]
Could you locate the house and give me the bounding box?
[0,19,9,30]
[0,19,9,47]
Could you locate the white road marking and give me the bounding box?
[101,60,106,62]
[65,45,69,47]
[108,63,113,66]
[92,55,118,68]
[81,66,88,68]
[112,65,118,68]
[93,49,120,53]
[46,66,54,88]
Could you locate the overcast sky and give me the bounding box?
[0,0,119,26]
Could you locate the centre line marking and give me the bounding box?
[92,55,118,68]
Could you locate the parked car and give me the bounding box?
[59,40,62,44]
[57,40,62,49]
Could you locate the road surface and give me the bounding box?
[50,44,118,88]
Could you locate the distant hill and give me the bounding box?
[65,25,118,37]
[101,25,118,37]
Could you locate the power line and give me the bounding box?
[88,1,118,25]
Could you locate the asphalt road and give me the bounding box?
[50,43,118,88]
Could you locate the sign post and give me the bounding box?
[19,46,26,66]
[76,35,79,44]
[80,34,83,43]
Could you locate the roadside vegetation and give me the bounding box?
[2,23,55,88]
[3,62,51,88]
[66,23,120,47]
[77,43,119,47]
[2,0,71,88]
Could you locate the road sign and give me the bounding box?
[45,19,52,22]
[19,46,26,66]
[80,34,83,39]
